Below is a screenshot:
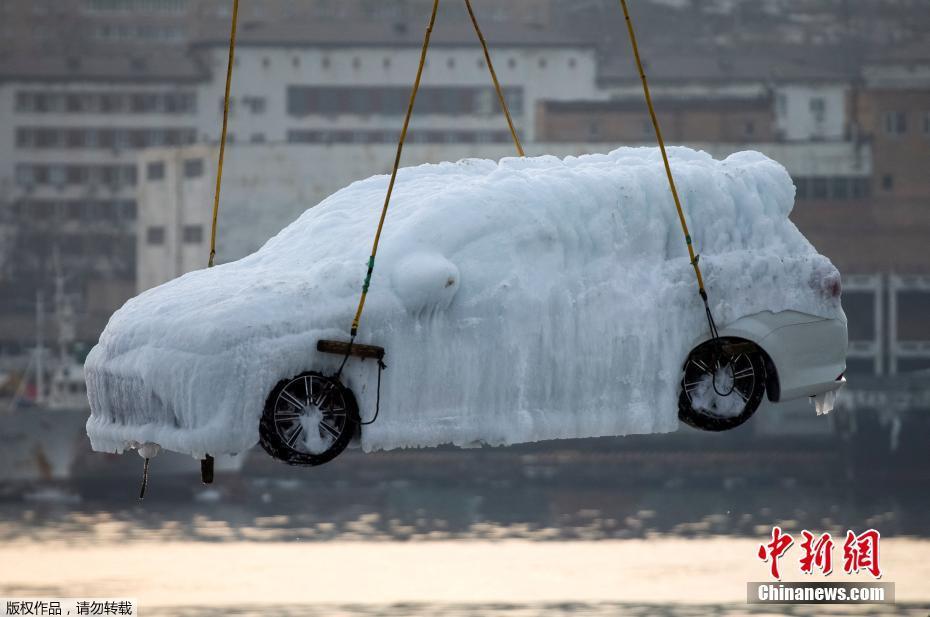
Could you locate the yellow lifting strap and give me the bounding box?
[349,0,440,338]
[465,0,525,157]
[617,0,707,298]
[208,0,239,268]
[348,0,523,340]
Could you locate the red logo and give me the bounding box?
[799,530,834,575]
[843,529,882,578]
[757,526,794,580]
[757,527,882,579]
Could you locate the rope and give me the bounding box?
[348,0,440,341]
[464,0,525,157]
[617,0,720,338]
[618,0,703,293]
[207,0,239,268]
[360,359,387,425]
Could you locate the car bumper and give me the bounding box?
[759,315,847,403]
[84,343,260,458]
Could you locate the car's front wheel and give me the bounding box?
[259,371,359,466]
[678,338,767,431]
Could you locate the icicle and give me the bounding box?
[139,457,150,500]
[812,389,838,416]
[136,442,161,500]
[201,455,214,484]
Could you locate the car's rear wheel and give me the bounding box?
[259,371,359,466]
[678,338,766,431]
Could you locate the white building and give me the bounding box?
[0,53,204,223]
[773,83,849,142]
[189,20,602,146]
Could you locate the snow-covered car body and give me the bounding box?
[85,147,846,459]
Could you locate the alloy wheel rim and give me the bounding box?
[273,374,348,453]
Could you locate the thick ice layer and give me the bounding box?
[85,147,843,457]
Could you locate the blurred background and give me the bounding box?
[0,0,928,615]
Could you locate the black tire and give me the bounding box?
[259,371,359,466]
[678,338,766,432]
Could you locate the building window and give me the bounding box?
[568,57,577,68]
[15,128,32,147]
[794,176,870,201]
[882,174,894,191]
[447,57,455,69]
[183,158,204,178]
[292,56,300,68]
[242,96,266,114]
[146,161,165,180]
[147,226,165,245]
[287,128,515,144]
[923,111,930,135]
[321,56,331,69]
[16,165,36,186]
[744,120,755,136]
[131,93,157,113]
[507,58,517,69]
[287,130,318,143]
[163,92,195,113]
[54,165,73,187]
[262,57,270,68]
[250,133,266,143]
[66,94,84,112]
[16,92,33,112]
[352,57,361,69]
[383,57,391,69]
[775,93,787,118]
[811,177,828,199]
[75,165,95,185]
[883,111,907,136]
[538,57,547,68]
[287,85,524,117]
[182,225,203,244]
[809,97,826,123]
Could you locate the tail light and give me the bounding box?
[811,270,842,299]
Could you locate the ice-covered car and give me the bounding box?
[85,147,847,468]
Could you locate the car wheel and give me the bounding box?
[678,338,766,432]
[259,371,359,466]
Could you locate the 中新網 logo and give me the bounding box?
[757,527,882,580]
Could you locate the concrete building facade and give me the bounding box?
[190,23,601,146]
[0,54,205,348]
